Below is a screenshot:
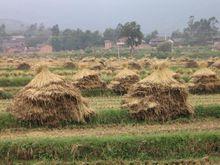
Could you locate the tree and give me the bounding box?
[24,23,51,47]
[103,28,118,42]
[0,24,6,52]
[118,21,143,56]
[51,24,60,36]
[157,42,172,52]
[0,24,6,36]
[171,30,183,39]
[145,30,158,43]
[183,16,219,45]
[50,36,62,51]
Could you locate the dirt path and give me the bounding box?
[0,119,219,140]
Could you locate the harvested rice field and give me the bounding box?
[0,56,220,164]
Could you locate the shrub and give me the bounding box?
[157,41,172,52]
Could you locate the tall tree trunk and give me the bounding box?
[130,46,134,57]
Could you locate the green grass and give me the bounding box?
[10,157,220,165]
[0,131,219,161]
[196,105,220,118]
[81,88,117,97]
[0,105,219,130]
[0,76,32,87]
[0,91,13,99]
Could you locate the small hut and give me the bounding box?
[108,69,140,95]
[7,66,94,126]
[188,68,220,94]
[73,69,106,90]
[122,62,193,121]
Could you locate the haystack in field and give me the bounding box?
[17,62,31,70]
[188,68,220,94]
[63,62,78,69]
[128,61,142,70]
[122,62,193,121]
[73,69,106,90]
[212,60,220,69]
[7,66,94,126]
[184,60,198,68]
[108,69,140,95]
[89,62,105,70]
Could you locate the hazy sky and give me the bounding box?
[0,0,220,34]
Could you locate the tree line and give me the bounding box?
[0,16,219,52]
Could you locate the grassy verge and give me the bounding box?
[9,156,220,165]
[0,105,219,130]
[0,131,219,161]
[0,76,32,87]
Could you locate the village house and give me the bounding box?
[116,37,127,47]
[104,40,113,49]
[38,44,53,53]
[149,36,174,47]
[149,36,167,47]
[2,35,26,54]
[213,36,220,51]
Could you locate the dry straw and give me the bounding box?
[109,69,140,95]
[17,62,31,70]
[122,61,193,121]
[188,66,220,94]
[73,69,106,90]
[7,65,94,126]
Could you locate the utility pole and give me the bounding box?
[117,45,120,58]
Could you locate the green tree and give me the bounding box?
[118,21,143,56]
[0,24,6,52]
[171,30,183,39]
[51,24,60,36]
[145,30,158,43]
[183,16,219,45]
[157,42,172,52]
[24,23,51,47]
[103,28,118,42]
[50,36,62,51]
[0,24,6,36]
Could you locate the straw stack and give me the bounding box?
[7,65,94,126]
[122,62,193,121]
[73,69,106,90]
[108,69,140,95]
[188,68,220,94]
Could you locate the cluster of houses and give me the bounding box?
[1,35,220,54]
[104,36,220,51]
[104,36,174,50]
[1,35,53,54]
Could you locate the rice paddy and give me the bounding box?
[0,56,220,164]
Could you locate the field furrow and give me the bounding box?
[1,119,219,140]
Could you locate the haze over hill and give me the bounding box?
[0,19,27,33]
[0,0,220,34]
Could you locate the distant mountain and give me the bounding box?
[0,19,28,33]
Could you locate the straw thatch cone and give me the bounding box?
[188,68,220,94]
[122,62,194,121]
[73,69,106,90]
[7,65,94,126]
[108,69,140,95]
